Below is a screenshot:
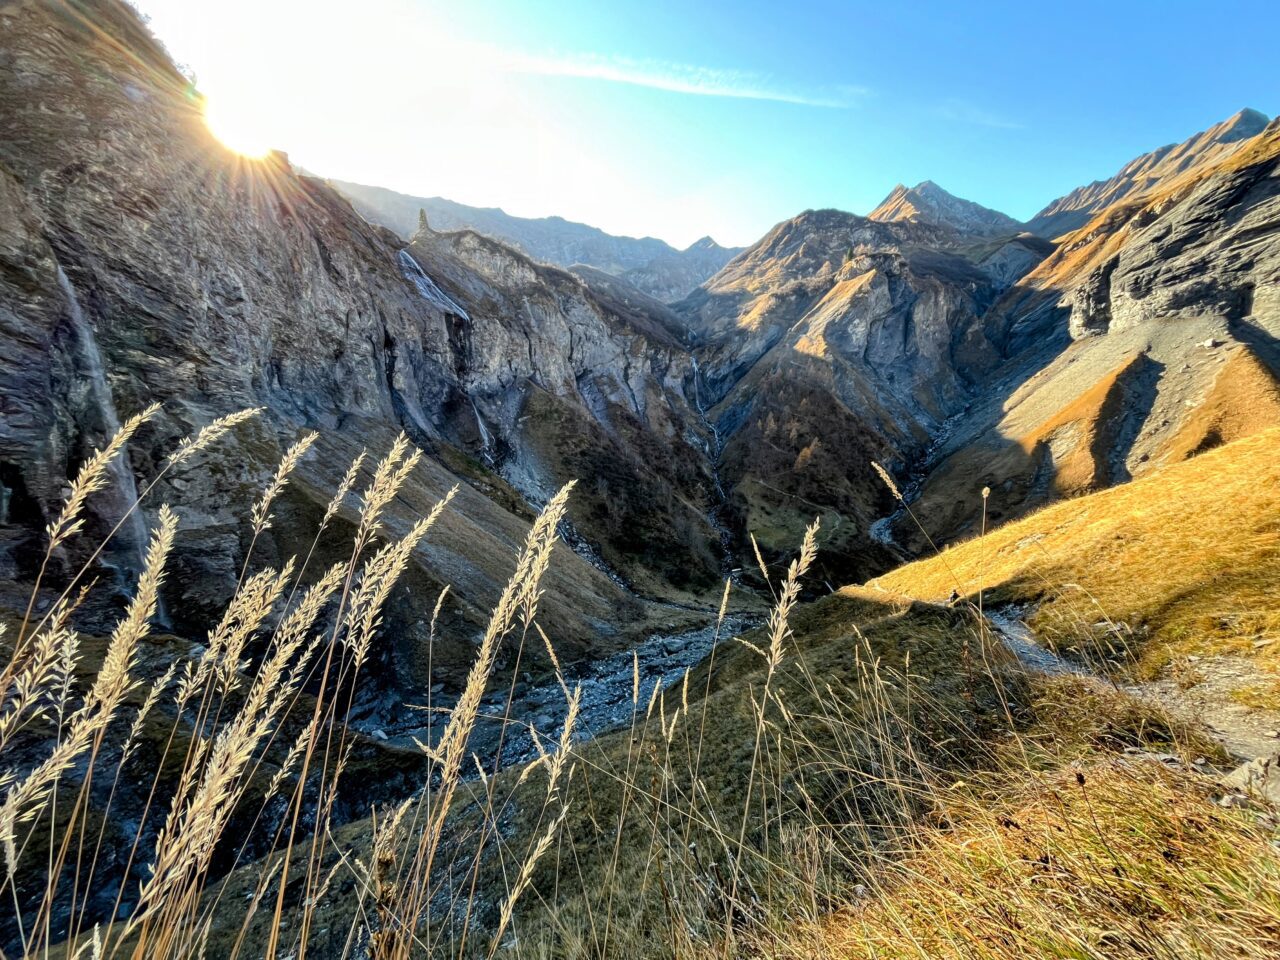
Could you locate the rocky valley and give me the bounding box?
[1,1,1278,958]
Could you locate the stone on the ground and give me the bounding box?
[1222,755,1280,804]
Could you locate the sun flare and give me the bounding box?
[203,96,275,158]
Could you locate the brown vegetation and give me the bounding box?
[1,414,1277,960]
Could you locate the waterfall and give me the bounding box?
[54,266,151,588]
[398,249,470,319]
[470,398,495,464]
[690,357,735,578]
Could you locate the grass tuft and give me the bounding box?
[0,414,1276,960]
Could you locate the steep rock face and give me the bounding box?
[1027,108,1271,239]
[0,0,472,636]
[1021,120,1280,344]
[676,208,1046,580]
[0,165,148,585]
[974,233,1059,290]
[684,210,1041,422]
[1068,255,1120,338]
[328,179,744,301]
[682,210,967,390]
[406,223,722,595]
[0,3,436,435]
[1078,132,1279,337]
[870,180,1024,236]
[0,0,718,680]
[890,122,1280,550]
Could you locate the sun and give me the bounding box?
[203,96,275,159]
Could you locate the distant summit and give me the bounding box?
[685,235,725,253]
[869,180,1023,235]
[1027,108,1273,238]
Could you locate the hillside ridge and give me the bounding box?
[1027,107,1272,238]
[327,178,743,301]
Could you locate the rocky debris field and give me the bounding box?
[353,613,762,775]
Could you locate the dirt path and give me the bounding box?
[984,604,1279,763]
[1121,659,1280,763]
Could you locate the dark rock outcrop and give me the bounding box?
[1069,255,1120,338]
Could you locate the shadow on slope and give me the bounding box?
[872,428,1280,678]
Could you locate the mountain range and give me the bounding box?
[3,0,1277,718]
[0,0,1278,953]
[1025,107,1272,238]
[327,179,744,301]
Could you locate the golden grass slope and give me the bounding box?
[1159,347,1280,465]
[812,756,1280,960]
[872,427,1280,676]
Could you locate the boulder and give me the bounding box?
[1223,755,1280,805]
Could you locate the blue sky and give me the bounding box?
[136,0,1277,248]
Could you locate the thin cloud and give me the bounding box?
[937,98,1023,129]
[502,50,866,108]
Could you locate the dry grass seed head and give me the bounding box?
[45,403,161,551]
[871,460,902,501]
[249,432,318,536]
[166,408,263,468]
[0,506,176,875]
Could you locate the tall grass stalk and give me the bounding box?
[1,417,1275,960]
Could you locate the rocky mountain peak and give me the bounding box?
[1027,107,1273,238]
[1215,107,1270,141]
[868,180,1023,236]
[685,235,724,253]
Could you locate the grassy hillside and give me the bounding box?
[874,427,1280,678]
[809,754,1280,959]
[202,558,1026,957]
[0,418,1274,960]
[202,435,1280,958]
